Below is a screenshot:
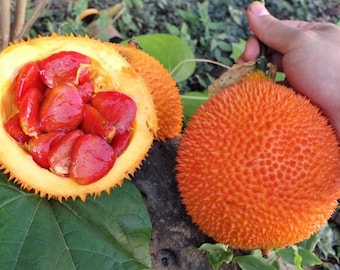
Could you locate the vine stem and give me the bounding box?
[256,41,267,71]
[170,58,230,77]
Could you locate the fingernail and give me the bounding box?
[249,2,270,16]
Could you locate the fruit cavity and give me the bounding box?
[0,35,166,201]
[5,50,137,185]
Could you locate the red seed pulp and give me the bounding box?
[39,84,84,132]
[48,130,84,176]
[19,87,43,137]
[92,91,137,133]
[5,114,30,144]
[27,131,65,169]
[14,61,45,106]
[5,51,137,184]
[81,105,115,142]
[39,51,91,88]
[70,134,116,184]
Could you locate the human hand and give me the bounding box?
[238,1,340,137]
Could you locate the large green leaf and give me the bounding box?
[132,34,196,82]
[0,173,151,270]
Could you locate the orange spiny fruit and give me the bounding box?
[176,71,340,252]
[112,43,183,140]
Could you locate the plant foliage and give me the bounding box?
[0,173,152,270]
[4,1,340,269]
[126,34,196,83]
[199,223,340,270]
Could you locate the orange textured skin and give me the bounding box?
[112,43,183,140]
[176,71,340,251]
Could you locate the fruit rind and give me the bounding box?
[111,43,183,140]
[0,35,158,201]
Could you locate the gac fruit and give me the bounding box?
[112,43,183,140]
[0,35,182,201]
[176,71,340,252]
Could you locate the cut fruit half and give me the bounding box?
[0,35,158,201]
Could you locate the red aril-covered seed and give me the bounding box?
[19,87,43,137]
[39,51,91,88]
[78,81,94,104]
[48,130,84,176]
[27,131,65,169]
[15,62,45,106]
[81,105,115,142]
[40,84,84,132]
[5,114,30,144]
[70,134,116,184]
[110,130,131,157]
[91,91,137,133]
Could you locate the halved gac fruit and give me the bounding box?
[0,35,158,201]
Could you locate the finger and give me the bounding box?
[237,36,260,63]
[247,2,302,54]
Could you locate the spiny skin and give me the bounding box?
[112,43,183,140]
[176,71,340,252]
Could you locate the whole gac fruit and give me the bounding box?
[111,43,183,140]
[176,71,340,253]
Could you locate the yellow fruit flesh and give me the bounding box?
[0,35,158,201]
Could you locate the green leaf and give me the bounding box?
[165,23,180,36]
[292,246,303,270]
[231,39,246,62]
[181,91,208,123]
[274,72,285,81]
[228,6,244,26]
[277,247,296,266]
[298,233,319,251]
[132,34,196,82]
[234,254,277,270]
[297,247,322,267]
[277,246,322,268]
[0,174,152,270]
[72,0,88,17]
[317,223,338,260]
[199,243,233,270]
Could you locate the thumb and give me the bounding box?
[247,2,300,54]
